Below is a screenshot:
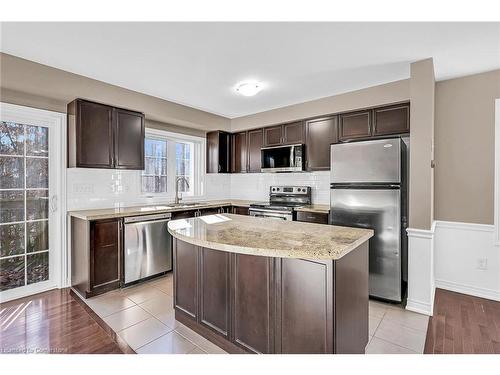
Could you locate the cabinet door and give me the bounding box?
[283,121,304,145]
[232,206,249,215]
[76,100,114,168]
[90,219,121,291]
[373,104,410,136]
[276,258,333,354]
[173,239,198,319]
[231,131,248,173]
[295,211,329,224]
[247,128,263,173]
[263,125,283,147]
[171,210,195,220]
[305,116,338,171]
[114,108,145,170]
[338,110,372,141]
[232,254,274,353]
[200,208,220,216]
[199,248,230,337]
[206,131,220,173]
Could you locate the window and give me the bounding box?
[141,129,203,197]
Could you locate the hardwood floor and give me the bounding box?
[425,288,500,354]
[0,288,134,354]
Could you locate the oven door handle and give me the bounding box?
[249,207,290,215]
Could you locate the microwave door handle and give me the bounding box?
[290,146,294,167]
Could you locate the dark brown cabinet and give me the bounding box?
[373,104,410,136]
[276,258,333,353]
[114,108,145,169]
[173,239,198,319]
[206,131,231,173]
[305,116,338,171]
[231,131,248,173]
[295,211,329,224]
[338,110,372,142]
[263,122,304,147]
[172,239,369,354]
[71,217,122,298]
[232,254,274,353]
[232,206,249,215]
[199,248,230,337]
[263,125,283,147]
[67,99,144,170]
[282,121,305,145]
[247,129,263,173]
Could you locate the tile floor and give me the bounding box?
[84,273,429,354]
[84,273,226,354]
[366,299,429,354]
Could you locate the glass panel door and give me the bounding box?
[0,121,50,292]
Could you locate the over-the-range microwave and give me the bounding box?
[261,144,304,173]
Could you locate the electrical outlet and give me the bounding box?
[477,258,488,270]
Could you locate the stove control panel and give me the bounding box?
[270,186,311,195]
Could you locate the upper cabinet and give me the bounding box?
[247,128,263,173]
[305,116,338,171]
[263,125,283,147]
[231,131,248,173]
[206,130,231,173]
[263,121,304,147]
[67,99,145,169]
[338,103,410,142]
[338,110,372,142]
[372,104,410,136]
[206,102,409,174]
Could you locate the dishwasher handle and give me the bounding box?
[124,213,172,224]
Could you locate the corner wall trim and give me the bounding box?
[494,99,500,245]
[406,298,434,316]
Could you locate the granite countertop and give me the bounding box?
[68,199,255,220]
[168,213,372,260]
[68,199,330,220]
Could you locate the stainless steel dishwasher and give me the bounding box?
[124,213,172,285]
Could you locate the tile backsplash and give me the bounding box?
[66,168,329,211]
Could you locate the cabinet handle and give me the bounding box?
[218,165,221,172]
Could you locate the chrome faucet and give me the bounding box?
[174,176,190,205]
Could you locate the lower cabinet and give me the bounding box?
[173,239,198,319]
[232,206,249,215]
[172,240,368,354]
[276,258,333,353]
[232,254,274,353]
[199,248,230,338]
[71,217,122,298]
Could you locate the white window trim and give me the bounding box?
[141,128,205,199]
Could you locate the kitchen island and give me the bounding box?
[167,213,373,354]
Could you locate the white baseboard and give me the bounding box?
[406,298,434,315]
[435,279,500,302]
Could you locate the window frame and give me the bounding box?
[141,128,204,199]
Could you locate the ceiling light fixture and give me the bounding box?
[235,81,263,97]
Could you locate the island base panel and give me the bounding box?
[173,239,369,354]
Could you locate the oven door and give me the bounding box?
[249,208,292,221]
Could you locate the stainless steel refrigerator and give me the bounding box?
[330,138,408,302]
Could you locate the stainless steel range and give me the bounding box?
[249,186,311,221]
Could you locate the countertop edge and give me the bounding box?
[168,225,373,261]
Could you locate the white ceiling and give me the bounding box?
[1,22,499,118]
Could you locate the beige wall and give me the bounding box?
[0,53,230,134]
[230,79,410,131]
[434,69,500,225]
[408,59,435,230]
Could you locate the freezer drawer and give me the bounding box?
[124,218,172,284]
[331,138,401,184]
[330,187,402,301]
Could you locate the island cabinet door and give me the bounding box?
[199,248,230,338]
[231,254,275,354]
[173,239,198,319]
[275,258,334,354]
